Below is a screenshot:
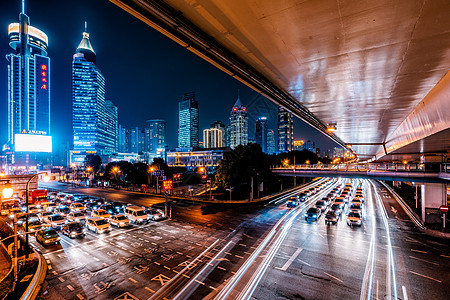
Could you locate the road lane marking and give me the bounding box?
[194,280,205,285]
[324,272,344,283]
[297,259,311,266]
[235,255,244,259]
[440,254,450,258]
[116,270,124,275]
[239,244,246,247]
[93,257,100,261]
[411,249,427,254]
[145,287,155,293]
[52,271,58,275]
[402,286,408,300]
[58,277,65,282]
[129,277,138,283]
[154,262,160,265]
[409,256,439,265]
[274,248,302,271]
[409,271,442,283]
[76,294,84,300]
[67,285,74,291]
[48,265,52,270]
[164,266,171,270]
[217,266,226,271]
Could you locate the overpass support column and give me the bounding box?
[421,183,447,226]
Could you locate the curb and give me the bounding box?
[20,249,47,300]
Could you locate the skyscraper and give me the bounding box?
[203,128,223,148]
[277,107,294,153]
[118,125,128,152]
[178,92,199,148]
[129,127,145,153]
[229,97,248,149]
[6,7,52,167]
[267,129,276,154]
[72,24,117,161]
[211,120,226,147]
[255,117,268,153]
[145,119,166,156]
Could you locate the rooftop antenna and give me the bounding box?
[84,21,87,32]
[22,0,25,14]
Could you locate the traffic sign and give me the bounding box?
[439,205,448,213]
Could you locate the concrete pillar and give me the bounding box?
[421,183,446,225]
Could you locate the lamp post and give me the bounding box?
[25,173,49,258]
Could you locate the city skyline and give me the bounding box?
[0,0,340,153]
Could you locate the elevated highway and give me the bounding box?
[110,0,450,162]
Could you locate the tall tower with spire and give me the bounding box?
[5,0,52,168]
[72,23,117,163]
[229,94,248,149]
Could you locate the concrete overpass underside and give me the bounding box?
[110,0,450,161]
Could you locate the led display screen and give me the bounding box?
[14,134,52,152]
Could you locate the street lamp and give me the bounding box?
[25,172,49,258]
[2,183,13,199]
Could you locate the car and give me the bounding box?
[66,212,86,223]
[325,210,339,225]
[54,206,70,216]
[23,219,50,233]
[124,206,148,224]
[45,214,66,229]
[147,208,166,221]
[109,214,131,227]
[45,202,58,213]
[69,202,86,212]
[349,203,362,214]
[91,209,111,219]
[36,229,60,245]
[37,211,52,222]
[21,204,42,214]
[334,198,346,209]
[86,217,111,234]
[110,202,124,214]
[297,192,308,202]
[100,204,116,215]
[305,207,321,222]
[287,197,299,208]
[49,192,58,200]
[61,222,85,238]
[347,211,362,226]
[315,200,328,212]
[330,203,343,216]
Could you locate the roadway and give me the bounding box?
[29,179,450,299]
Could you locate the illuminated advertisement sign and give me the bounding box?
[8,23,49,46]
[14,134,52,152]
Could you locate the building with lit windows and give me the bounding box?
[129,127,145,153]
[277,107,293,153]
[305,140,315,152]
[229,97,248,149]
[5,9,52,169]
[255,117,268,153]
[72,24,117,164]
[167,148,228,168]
[267,129,276,154]
[118,125,128,152]
[145,119,166,160]
[293,140,305,151]
[203,128,223,148]
[178,92,199,148]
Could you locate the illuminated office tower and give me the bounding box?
[145,119,166,156]
[178,92,199,148]
[6,6,52,168]
[277,107,293,153]
[229,97,248,149]
[72,24,117,162]
[267,129,276,154]
[255,117,268,153]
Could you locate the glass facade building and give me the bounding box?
[5,12,52,168]
[229,97,248,149]
[178,92,199,148]
[72,26,117,161]
[255,117,268,153]
[267,129,276,154]
[277,107,294,153]
[145,119,166,155]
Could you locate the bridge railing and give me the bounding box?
[272,163,432,172]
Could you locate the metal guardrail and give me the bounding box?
[272,163,447,172]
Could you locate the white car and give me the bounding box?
[147,208,166,221]
[45,214,66,229]
[347,211,362,227]
[86,217,111,234]
[109,214,130,227]
[124,206,148,224]
[66,212,86,223]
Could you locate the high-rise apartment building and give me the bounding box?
[277,107,294,153]
[178,92,199,148]
[255,117,268,153]
[129,127,145,153]
[6,9,52,168]
[72,24,117,162]
[267,129,276,154]
[229,97,248,149]
[145,119,166,157]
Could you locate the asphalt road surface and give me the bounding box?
[29,179,450,300]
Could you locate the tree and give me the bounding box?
[84,154,102,175]
[134,162,150,185]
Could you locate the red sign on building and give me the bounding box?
[163,180,173,191]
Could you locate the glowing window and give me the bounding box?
[41,71,47,77]
[41,65,47,70]
[41,84,47,90]
[42,78,47,82]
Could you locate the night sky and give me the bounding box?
[0,0,339,153]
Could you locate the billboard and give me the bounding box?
[14,134,52,152]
